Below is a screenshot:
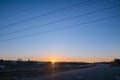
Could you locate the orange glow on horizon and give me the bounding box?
[3,57,113,63]
[4,55,113,63]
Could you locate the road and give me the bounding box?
[17,64,120,80]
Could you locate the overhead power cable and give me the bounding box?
[0,14,120,42]
[0,4,120,36]
[0,0,91,29]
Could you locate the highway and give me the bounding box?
[17,64,120,80]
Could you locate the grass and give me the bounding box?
[0,65,96,79]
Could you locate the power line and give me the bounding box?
[0,4,120,36]
[1,14,119,42]
[0,0,91,29]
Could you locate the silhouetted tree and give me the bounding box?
[114,59,120,66]
[0,59,4,65]
[16,58,23,66]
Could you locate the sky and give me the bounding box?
[0,0,120,62]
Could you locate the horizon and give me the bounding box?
[0,56,115,63]
[0,58,114,63]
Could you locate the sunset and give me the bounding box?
[0,0,120,80]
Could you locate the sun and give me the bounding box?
[51,60,56,63]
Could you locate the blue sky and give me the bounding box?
[0,0,120,62]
